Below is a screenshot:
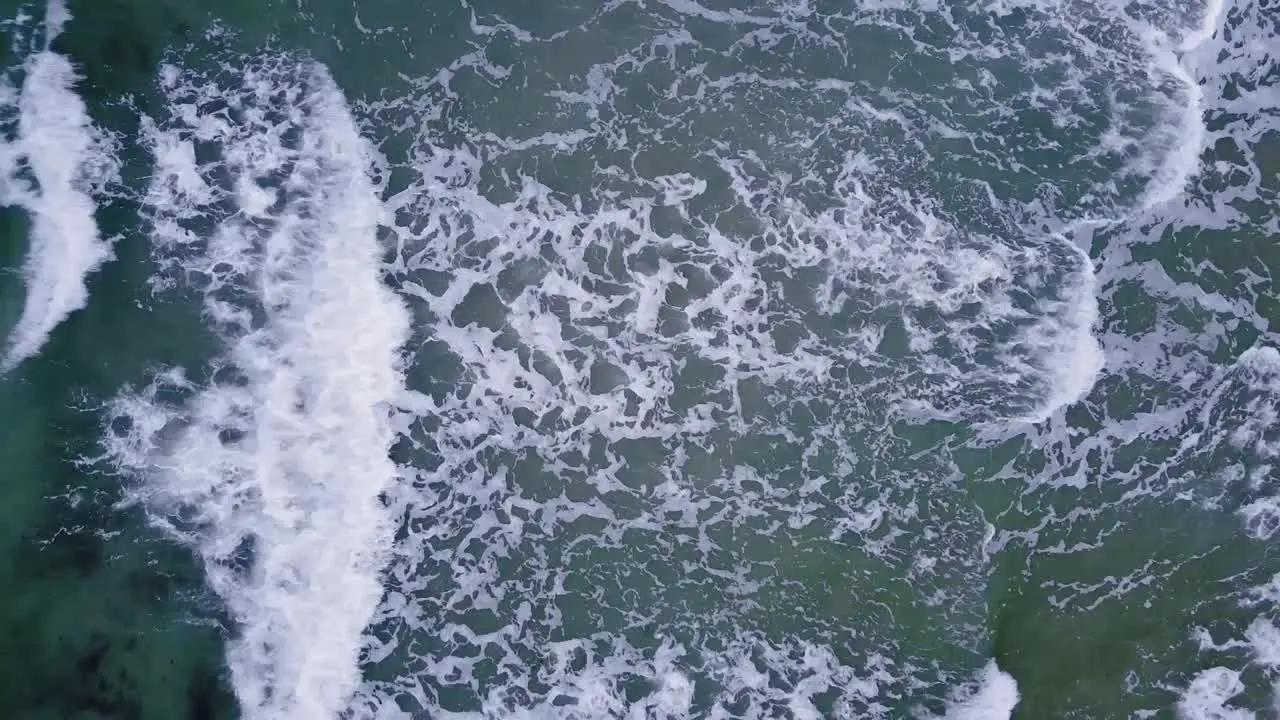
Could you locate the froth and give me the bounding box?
[943,661,1020,720]
[332,0,1211,712]
[103,54,409,719]
[0,0,118,372]
[1177,668,1253,720]
[1173,345,1280,716]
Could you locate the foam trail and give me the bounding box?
[1017,238,1104,425]
[943,661,1020,720]
[0,0,116,371]
[1179,0,1228,52]
[1133,0,1227,212]
[105,57,409,719]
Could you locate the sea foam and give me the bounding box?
[103,54,409,719]
[0,0,117,371]
[943,661,1021,720]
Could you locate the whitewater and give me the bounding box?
[103,55,410,719]
[0,0,1275,716]
[0,0,117,371]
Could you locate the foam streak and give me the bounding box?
[0,0,115,371]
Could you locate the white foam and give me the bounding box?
[1245,618,1280,671]
[1132,26,1209,212]
[300,0,1277,713]
[1180,0,1228,52]
[942,661,1020,720]
[1015,238,1104,424]
[1183,345,1280,711]
[104,55,409,719]
[790,175,1105,424]
[0,0,117,371]
[1127,0,1230,216]
[41,0,69,39]
[323,0,1184,712]
[1177,668,1255,720]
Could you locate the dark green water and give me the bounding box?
[0,0,1277,718]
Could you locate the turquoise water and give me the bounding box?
[0,0,1277,717]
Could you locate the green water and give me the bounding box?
[0,0,1277,718]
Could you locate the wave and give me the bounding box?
[0,0,118,372]
[102,53,410,719]
[942,661,1020,720]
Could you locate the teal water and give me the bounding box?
[0,0,1277,718]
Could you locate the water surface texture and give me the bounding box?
[0,0,1277,718]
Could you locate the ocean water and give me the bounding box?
[0,0,1276,717]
